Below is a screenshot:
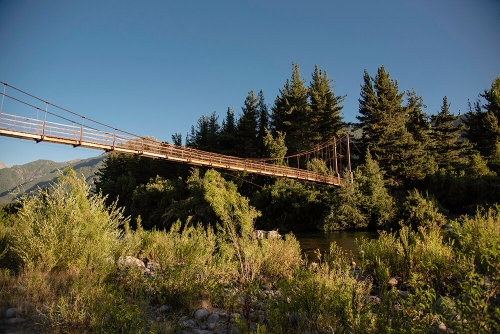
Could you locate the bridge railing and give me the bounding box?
[0,111,345,186]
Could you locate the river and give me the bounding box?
[293,230,379,262]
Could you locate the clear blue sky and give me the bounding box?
[1,0,499,166]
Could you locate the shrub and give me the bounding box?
[8,168,128,273]
[268,252,373,333]
[400,189,447,229]
[449,206,500,280]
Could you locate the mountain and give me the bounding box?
[0,154,107,205]
[0,162,10,169]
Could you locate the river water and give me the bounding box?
[293,230,379,262]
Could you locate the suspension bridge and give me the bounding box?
[0,81,351,186]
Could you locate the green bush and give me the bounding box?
[268,255,373,332]
[400,189,447,228]
[449,206,500,280]
[8,168,128,273]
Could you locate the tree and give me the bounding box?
[171,133,183,146]
[220,107,238,155]
[256,90,270,157]
[356,66,435,187]
[308,65,345,145]
[236,91,259,157]
[271,63,312,155]
[430,96,469,172]
[355,151,395,227]
[263,129,287,165]
[465,77,500,159]
[405,89,430,145]
[187,112,221,152]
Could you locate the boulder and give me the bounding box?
[206,313,219,323]
[4,308,16,318]
[194,308,210,320]
[118,256,145,270]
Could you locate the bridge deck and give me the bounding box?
[0,112,345,186]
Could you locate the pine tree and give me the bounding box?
[220,107,237,155]
[465,77,500,159]
[356,66,433,187]
[308,65,345,145]
[186,112,220,152]
[236,91,259,157]
[430,96,469,172]
[406,90,430,144]
[271,63,311,155]
[256,90,269,157]
[171,133,182,146]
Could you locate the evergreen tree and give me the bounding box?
[236,91,259,157]
[430,96,469,171]
[465,77,500,158]
[256,90,269,157]
[220,107,237,155]
[405,90,430,144]
[355,151,395,227]
[356,66,433,187]
[188,112,221,152]
[207,111,220,151]
[263,129,287,165]
[271,63,312,155]
[308,65,345,145]
[171,133,182,146]
[185,125,197,148]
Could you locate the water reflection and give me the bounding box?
[293,230,379,262]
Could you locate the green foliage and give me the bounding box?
[358,226,464,295]
[308,65,345,144]
[268,252,373,333]
[306,157,330,175]
[357,66,436,187]
[262,129,287,164]
[0,208,12,263]
[9,168,127,272]
[323,172,368,231]
[465,153,496,178]
[202,169,261,282]
[465,76,500,159]
[355,152,395,227]
[448,206,500,279]
[400,189,448,228]
[430,96,470,172]
[322,154,395,231]
[130,175,184,229]
[236,90,260,158]
[271,63,312,155]
[252,178,329,231]
[3,164,500,332]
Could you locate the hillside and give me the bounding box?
[0,154,106,205]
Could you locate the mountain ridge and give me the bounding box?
[0,154,107,205]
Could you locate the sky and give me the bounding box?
[0,0,499,167]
